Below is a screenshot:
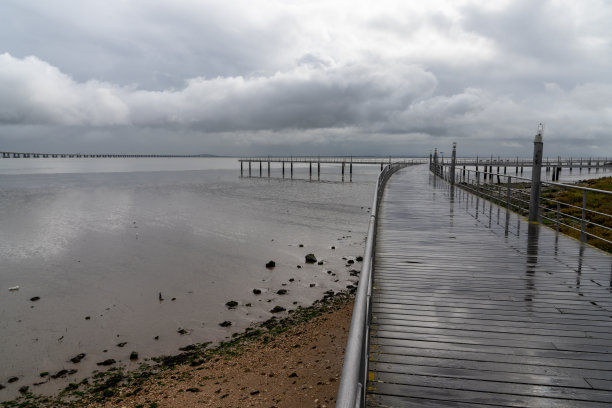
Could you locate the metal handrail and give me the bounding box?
[336,162,408,408]
[434,165,612,249]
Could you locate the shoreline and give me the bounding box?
[2,288,356,408]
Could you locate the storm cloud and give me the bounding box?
[0,0,611,156]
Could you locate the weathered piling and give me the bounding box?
[528,124,544,222]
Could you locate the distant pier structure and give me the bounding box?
[0,151,207,158]
[238,156,428,181]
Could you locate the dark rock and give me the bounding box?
[252,289,262,295]
[250,390,260,395]
[327,270,332,274]
[298,244,304,247]
[265,260,276,268]
[245,303,252,307]
[117,342,127,347]
[30,296,40,302]
[270,306,286,313]
[317,261,324,265]
[297,265,302,269]
[186,387,200,392]
[225,300,238,309]
[177,328,188,335]
[39,372,49,378]
[154,336,159,340]
[70,353,86,364]
[51,370,68,379]
[129,351,139,360]
[96,359,116,366]
[18,385,29,394]
[350,269,360,276]
[305,254,317,263]
[0,384,4,390]
[8,376,18,383]
[159,292,164,301]
[356,256,363,262]
[85,316,91,320]
[288,372,298,378]
[277,289,287,295]
[347,259,355,264]
[219,321,232,327]
[171,297,176,301]
[309,283,316,287]
[289,278,295,282]
[331,246,335,250]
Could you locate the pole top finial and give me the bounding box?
[535,123,544,143]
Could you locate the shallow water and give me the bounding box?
[0,158,380,399]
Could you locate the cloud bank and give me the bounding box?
[0,0,611,156]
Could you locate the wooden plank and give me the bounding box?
[366,165,612,407]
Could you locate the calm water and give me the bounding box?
[0,158,380,398]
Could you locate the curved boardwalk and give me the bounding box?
[367,165,612,407]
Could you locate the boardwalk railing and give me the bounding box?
[336,162,408,408]
[434,158,612,252]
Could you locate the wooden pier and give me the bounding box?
[366,165,612,407]
[238,156,427,180]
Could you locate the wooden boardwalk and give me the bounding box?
[367,165,612,407]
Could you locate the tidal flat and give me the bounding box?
[0,158,377,400]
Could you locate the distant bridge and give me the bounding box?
[0,151,211,158]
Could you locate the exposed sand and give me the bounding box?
[88,298,353,408]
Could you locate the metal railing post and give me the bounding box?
[506,176,511,210]
[581,190,587,243]
[529,124,544,222]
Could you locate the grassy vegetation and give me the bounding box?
[1,289,354,408]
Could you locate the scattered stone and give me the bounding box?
[245,303,252,307]
[30,296,40,302]
[270,306,286,313]
[327,270,332,274]
[250,390,260,395]
[277,289,287,295]
[18,385,29,394]
[317,261,324,265]
[39,372,49,378]
[219,321,232,327]
[171,297,176,301]
[117,342,127,348]
[186,387,200,392]
[8,377,19,383]
[305,254,317,263]
[265,260,276,268]
[252,289,262,295]
[347,259,355,264]
[177,328,188,335]
[297,265,302,269]
[309,283,316,287]
[51,370,69,379]
[84,316,91,320]
[288,372,298,378]
[299,244,304,247]
[129,351,139,360]
[289,278,295,282]
[356,256,363,262]
[69,353,86,364]
[350,269,360,276]
[96,359,116,366]
[154,336,159,340]
[331,246,335,250]
[225,300,238,309]
[8,286,19,292]
[159,292,164,301]
[0,384,4,390]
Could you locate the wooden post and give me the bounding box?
[282,161,285,178]
[450,142,457,185]
[267,160,270,177]
[309,162,312,180]
[506,176,511,210]
[248,161,251,177]
[317,160,320,180]
[290,161,293,179]
[528,124,544,222]
[259,161,262,177]
[240,161,243,176]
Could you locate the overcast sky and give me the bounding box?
[1,0,611,156]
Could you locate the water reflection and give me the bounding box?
[576,244,585,289]
[524,223,539,309]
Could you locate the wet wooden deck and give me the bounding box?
[367,165,612,407]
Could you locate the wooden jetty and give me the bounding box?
[365,165,612,407]
[237,156,427,179]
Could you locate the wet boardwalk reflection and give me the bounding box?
[367,165,612,407]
